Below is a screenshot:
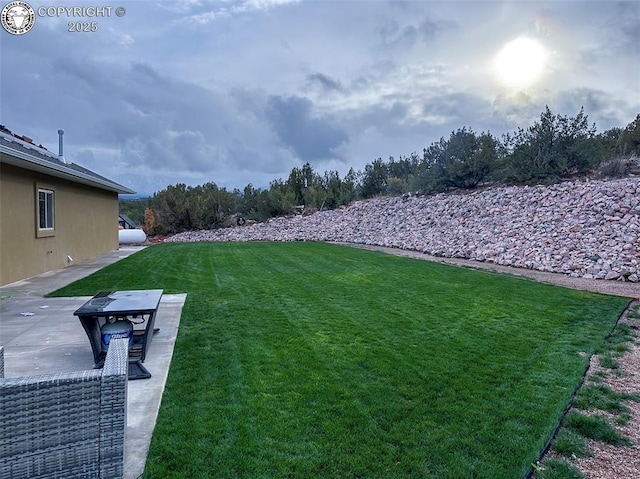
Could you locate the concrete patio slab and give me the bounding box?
[0,246,185,479]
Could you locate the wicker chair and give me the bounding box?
[0,338,129,479]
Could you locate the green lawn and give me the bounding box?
[50,242,628,479]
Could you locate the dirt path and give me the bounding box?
[341,243,640,299]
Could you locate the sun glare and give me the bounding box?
[494,37,547,89]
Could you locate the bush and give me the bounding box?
[422,127,499,190]
[386,177,408,195]
[619,114,640,156]
[594,156,640,178]
[500,106,598,183]
[143,208,159,236]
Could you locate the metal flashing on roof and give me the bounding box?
[0,128,135,195]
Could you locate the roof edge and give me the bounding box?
[0,134,135,195]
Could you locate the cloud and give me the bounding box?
[154,0,204,14]
[1,0,637,196]
[121,129,222,172]
[376,13,455,51]
[418,16,456,42]
[422,93,493,128]
[1,30,278,185]
[234,0,300,14]
[265,95,349,161]
[491,93,540,131]
[555,88,634,131]
[117,32,135,47]
[606,2,640,56]
[378,21,419,49]
[174,0,299,25]
[321,62,449,121]
[75,149,97,165]
[307,73,343,92]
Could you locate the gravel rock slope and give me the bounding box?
[167,177,640,284]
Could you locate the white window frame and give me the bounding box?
[36,186,55,237]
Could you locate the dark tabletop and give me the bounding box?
[74,289,163,316]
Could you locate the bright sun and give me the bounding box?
[494,37,547,89]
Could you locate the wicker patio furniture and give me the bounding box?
[0,337,129,479]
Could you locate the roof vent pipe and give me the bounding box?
[57,129,67,163]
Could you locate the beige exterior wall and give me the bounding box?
[0,162,119,286]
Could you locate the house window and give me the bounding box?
[37,188,55,232]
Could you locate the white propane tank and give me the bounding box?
[118,229,147,244]
[101,318,133,351]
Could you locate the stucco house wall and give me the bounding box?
[0,129,134,287]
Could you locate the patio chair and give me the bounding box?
[0,338,129,479]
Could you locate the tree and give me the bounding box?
[360,158,388,198]
[287,167,305,205]
[258,179,295,218]
[134,105,632,233]
[388,154,419,180]
[387,177,408,195]
[421,127,499,190]
[142,208,158,236]
[322,170,343,209]
[593,127,624,159]
[501,106,597,183]
[148,183,192,234]
[241,183,260,219]
[619,114,640,156]
[146,181,243,233]
[340,168,357,205]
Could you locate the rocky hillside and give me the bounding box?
[167,177,640,282]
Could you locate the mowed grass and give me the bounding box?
[50,242,628,479]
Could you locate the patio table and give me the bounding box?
[74,289,163,379]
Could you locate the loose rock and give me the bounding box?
[166,178,640,281]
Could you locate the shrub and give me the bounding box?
[500,106,598,183]
[422,127,499,190]
[143,208,159,236]
[594,156,640,178]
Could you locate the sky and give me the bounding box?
[1,0,638,197]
